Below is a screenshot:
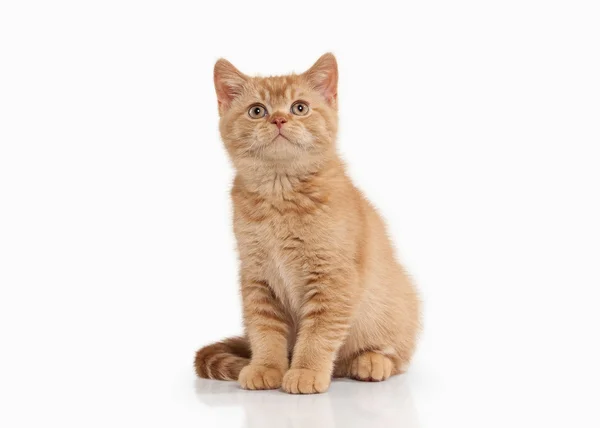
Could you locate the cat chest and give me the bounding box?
[237,216,309,312]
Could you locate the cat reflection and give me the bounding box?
[195,376,419,428]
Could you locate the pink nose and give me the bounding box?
[271,116,287,129]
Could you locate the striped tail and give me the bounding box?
[194,336,251,381]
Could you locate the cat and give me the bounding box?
[195,53,421,394]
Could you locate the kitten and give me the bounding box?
[195,54,421,394]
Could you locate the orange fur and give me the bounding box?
[194,53,421,394]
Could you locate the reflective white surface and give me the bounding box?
[195,376,419,428]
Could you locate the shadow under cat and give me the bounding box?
[194,376,420,428]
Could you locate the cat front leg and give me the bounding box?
[282,268,357,394]
[238,275,290,390]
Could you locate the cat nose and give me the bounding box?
[271,116,287,129]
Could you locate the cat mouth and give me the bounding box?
[272,132,291,143]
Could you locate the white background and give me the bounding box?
[1,1,599,427]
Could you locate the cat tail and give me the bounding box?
[194,336,251,381]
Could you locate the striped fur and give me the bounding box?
[194,336,250,381]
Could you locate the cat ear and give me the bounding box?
[214,58,248,111]
[303,53,338,104]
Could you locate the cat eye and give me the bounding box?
[248,104,267,119]
[291,101,309,116]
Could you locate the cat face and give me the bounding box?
[214,54,339,163]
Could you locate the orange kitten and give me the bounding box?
[195,53,421,394]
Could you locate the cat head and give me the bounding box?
[214,54,339,168]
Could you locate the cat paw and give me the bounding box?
[238,364,284,390]
[350,352,393,382]
[282,368,331,394]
